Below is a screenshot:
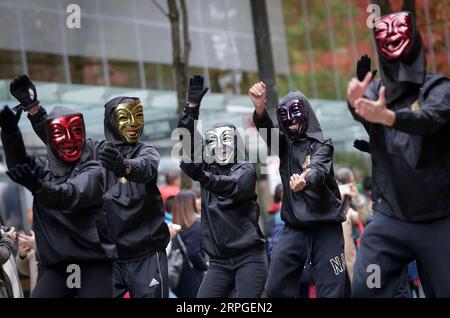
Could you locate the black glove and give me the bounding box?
[188,75,209,105]
[99,142,128,177]
[0,105,22,134]
[6,164,44,193]
[180,161,206,182]
[353,139,371,154]
[10,75,40,111]
[356,55,377,82]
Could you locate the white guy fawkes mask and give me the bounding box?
[205,126,235,164]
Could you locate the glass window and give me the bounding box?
[188,66,204,78]
[240,71,259,94]
[144,63,174,91]
[315,71,337,100]
[26,52,65,83]
[0,50,22,80]
[276,74,290,97]
[69,56,105,86]
[108,59,140,88]
[208,68,235,94]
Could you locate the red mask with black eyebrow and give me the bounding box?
[47,114,85,163]
[374,12,413,60]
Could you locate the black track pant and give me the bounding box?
[197,246,268,298]
[114,250,168,298]
[31,261,113,298]
[265,223,347,298]
[352,212,450,298]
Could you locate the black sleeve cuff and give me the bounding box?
[392,109,410,131]
[27,106,47,124]
[184,104,200,119]
[252,108,272,128]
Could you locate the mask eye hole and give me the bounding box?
[374,22,388,35]
[50,125,64,138]
[134,107,144,118]
[395,22,408,31]
[221,133,233,143]
[277,108,288,118]
[206,135,216,146]
[71,126,83,135]
[291,104,302,115]
[115,109,130,123]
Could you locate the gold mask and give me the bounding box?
[113,99,144,143]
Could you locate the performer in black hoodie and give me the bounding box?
[250,82,346,298]
[347,11,450,297]
[0,105,114,298]
[10,75,170,298]
[178,75,267,298]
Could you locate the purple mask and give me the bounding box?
[277,99,308,136]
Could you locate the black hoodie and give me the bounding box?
[2,106,112,266]
[178,105,265,259]
[29,99,169,260]
[348,12,450,222]
[253,90,345,227]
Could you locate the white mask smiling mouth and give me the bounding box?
[205,126,235,164]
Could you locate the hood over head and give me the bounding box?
[277,90,327,144]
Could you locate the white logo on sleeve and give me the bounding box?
[28,88,34,100]
[149,278,160,287]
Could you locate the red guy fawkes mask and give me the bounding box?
[47,114,85,163]
[374,12,413,60]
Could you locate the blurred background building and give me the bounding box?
[0,0,448,178]
[0,0,291,171]
[0,0,448,230]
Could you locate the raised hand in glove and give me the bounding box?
[0,105,22,134]
[10,75,40,111]
[188,75,209,106]
[180,161,206,182]
[356,55,377,82]
[6,164,43,193]
[99,142,128,177]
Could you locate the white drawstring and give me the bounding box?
[156,251,164,298]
